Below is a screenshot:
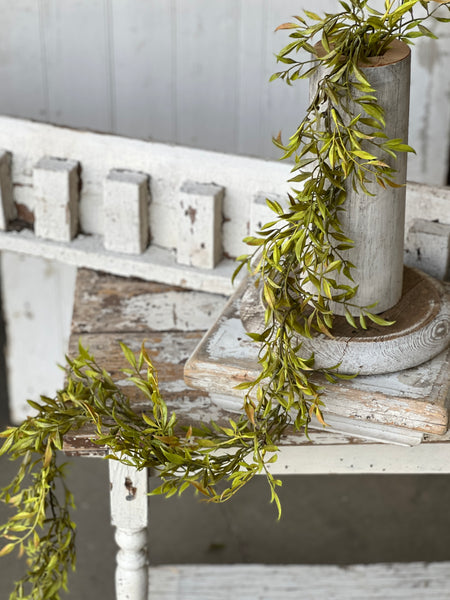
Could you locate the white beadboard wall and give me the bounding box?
[1,0,449,181]
[0,0,450,422]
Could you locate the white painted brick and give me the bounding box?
[33,157,80,242]
[0,150,16,229]
[103,169,150,254]
[404,219,450,281]
[177,181,224,269]
[250,192,286,235]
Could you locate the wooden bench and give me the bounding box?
[63,268,450,600]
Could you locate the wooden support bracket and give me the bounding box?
[33,156,80,242]
[103,169,151,254]
[0,150,16,229]
[177,181,224,269]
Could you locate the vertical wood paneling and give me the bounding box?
[40,0,113,131]
[408,20,450,185]
[0,0,449,183]
[111,0,175,142]
[236,0,266,157]
[0,0,47,120]
[175,0,240,153]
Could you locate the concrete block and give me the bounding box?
[404,219,450,281]
[250,192,285,235]
[103,169,150,254]
[177,181,224,269]
[0,150,16,229]
[33,156,80,242]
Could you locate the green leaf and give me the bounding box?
[120,343,137,369]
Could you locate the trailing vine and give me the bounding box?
[1,1,449,598]
[233,0,450,432]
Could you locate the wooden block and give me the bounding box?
[33,156,80,242]
[0,150,16,229]
[405,218,450,281]
[103,169,150,254]
[177,181,224,269]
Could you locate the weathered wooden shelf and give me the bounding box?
[0,229,237,295]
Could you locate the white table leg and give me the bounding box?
[109,461,148,600]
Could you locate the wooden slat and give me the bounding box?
[42,0,113,131]
[111,0,175,142]
[175,1,240,153]
[148,562,450,599]
[0,1,47,120]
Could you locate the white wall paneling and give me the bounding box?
[1,1,448,182]
[0,0,48,121]
[39,0,114,131]
[110,0,175,142]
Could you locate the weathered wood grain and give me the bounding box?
[63,269,450,470]
[241,267,450,375]
[148,562,450,599]
[71,269,227,334]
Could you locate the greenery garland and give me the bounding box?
[1,1,449,598]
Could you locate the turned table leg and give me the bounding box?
[109,461,149,600]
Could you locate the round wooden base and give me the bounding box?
[240,267,450,375]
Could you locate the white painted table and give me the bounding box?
[62,268,450,600]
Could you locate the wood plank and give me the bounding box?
[41,0,113,131]
[408,17,450,185]
[175,1,240,153]
[111,0,176,142]
[0,1,47,120]
[71,269,227,334]
[148,562,450,599]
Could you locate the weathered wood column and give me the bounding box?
[311,40,411,315]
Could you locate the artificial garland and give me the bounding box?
[1,1,449,598]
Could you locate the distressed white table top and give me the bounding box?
[63,269,450,475]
